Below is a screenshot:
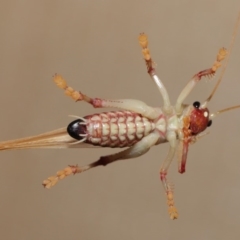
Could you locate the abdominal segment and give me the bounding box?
[69,111,156,148]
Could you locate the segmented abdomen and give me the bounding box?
[83,111,155,147]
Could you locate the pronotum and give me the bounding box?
[0,12,239,220]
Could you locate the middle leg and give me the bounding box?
[159,131,178,220]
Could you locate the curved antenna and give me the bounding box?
[203,11,240,107]
[210,105,240,119]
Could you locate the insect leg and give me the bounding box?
[175,48,227,114]
[139,33,172,114]
[53,74,161,119]
[43,131,160,189]
[159,131,178,220]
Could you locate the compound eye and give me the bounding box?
[207,120,212,127]
[193,101,200,109]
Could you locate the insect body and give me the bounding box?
[0,12,239,220]
[67,111,162,147]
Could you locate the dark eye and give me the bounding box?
[207,120,212,127]
[193,101,200,108]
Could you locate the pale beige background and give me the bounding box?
[0,1,240,240]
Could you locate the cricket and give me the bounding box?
[0,12,240,220]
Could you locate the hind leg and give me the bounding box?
[53,74,161,119]
[43,132,159,188]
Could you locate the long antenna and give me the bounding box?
[204,11,240,104]
[210,105,240,119]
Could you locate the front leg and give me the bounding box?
[53,74,161,119]
[43,131,160,188]
[175,48,227,114]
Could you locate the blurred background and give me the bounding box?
[0,1,240,239]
